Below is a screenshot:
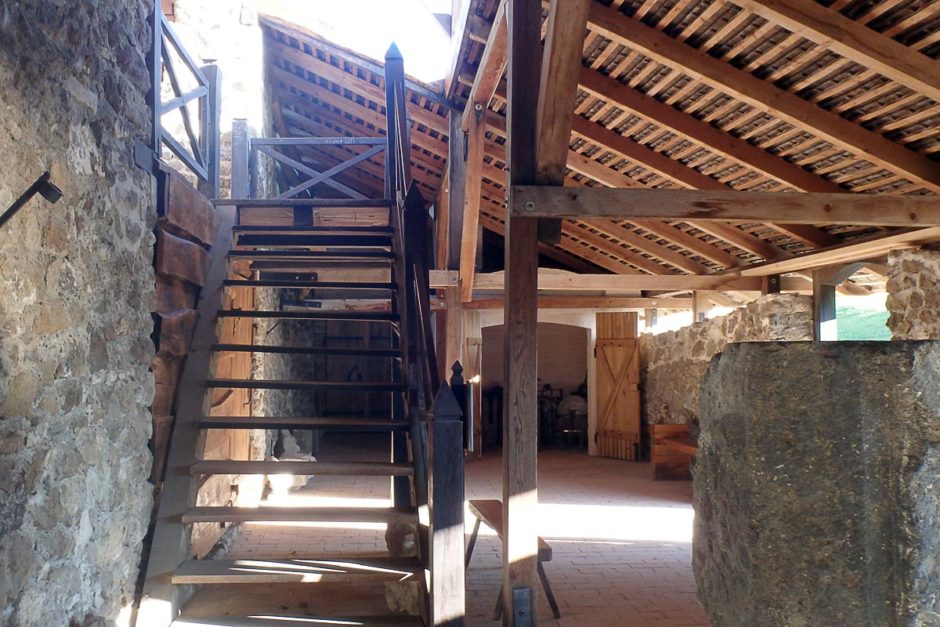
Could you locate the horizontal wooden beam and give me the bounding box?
[473,270,812,292]
[739,227,940,276]
[510,186,940,227]
[465,296,692,309]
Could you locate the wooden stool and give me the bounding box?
[465,498,561,620]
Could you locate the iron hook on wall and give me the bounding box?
[0,171,63,231]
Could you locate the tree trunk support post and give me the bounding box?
[503,0,541,624]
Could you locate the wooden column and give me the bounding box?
[460,106,486,301]
[692,291,712,322]
[447,111,467,270]
[231,118,250,199]
[813,269,838,341]
[444,286,465,379]
[503,0,541,623]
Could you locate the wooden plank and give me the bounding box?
[510,186,940,227]
[155,308,198,358]
[460,108,487,301]
[172,556,421,585]
[586,3,940,193]
[160,166,221,245]
[155,276,199,314]
[730,0,940,105]
[739,227,940,276]
[465,297,691,309]
[473,270,813,292]
[190,460,413,476]
[155,228,210,286]
[596,312,638,339]
[503,0,541,616]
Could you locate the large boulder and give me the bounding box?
[694,341,940,627]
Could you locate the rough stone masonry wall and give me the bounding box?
[640,294,813,427]
[695,342,940,626]
[0,3,156,625]
[886,248,940,340]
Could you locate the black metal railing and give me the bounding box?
[148,4,220,198]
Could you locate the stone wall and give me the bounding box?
[694,342,940,626]
[886,248,940,340]
[640,294,813,427]
[0,2,156,625]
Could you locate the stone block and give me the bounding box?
[694,341,940,626]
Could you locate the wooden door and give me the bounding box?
[595,313,641,461]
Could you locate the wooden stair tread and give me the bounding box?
[190,460,414,476]
[224,198,392,208]
[211,344,402,357]
[235,234,392,248]
[224,280,396,290]
[198,416,409,431]
[205,379,405,392]
[173,555,421,585]
[229,250,395,260]
[218,310,399,322]
[232,225,393,234]
[181,506,417,524]
[172,614,422,626]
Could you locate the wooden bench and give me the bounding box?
[651,424,698,480]
[465,498,561,620]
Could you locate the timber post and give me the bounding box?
[428,383,466,626]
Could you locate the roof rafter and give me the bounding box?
[585,2,940,193]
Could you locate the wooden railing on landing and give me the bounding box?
[147,4,220,198]
[383,45,466,626]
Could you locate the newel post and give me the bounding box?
[231,118,250,199]
[428,383,466,625]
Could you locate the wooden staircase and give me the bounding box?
[138,44,465,627]
[137,203,438,627]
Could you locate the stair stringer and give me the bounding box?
[137,206,236,627]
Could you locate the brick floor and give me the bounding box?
[225,437,708,626]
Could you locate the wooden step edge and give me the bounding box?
[205,379,406,391]
[217,310,400,321]
[181,506,418,525]
[197,416,409,431]
[210,344,403,357]
[190,460,414,476]
[228,251,396,259]
[223,280,397,290]
[172,555,421,585]
[172,614,423,626]
[232,224,394,233]
[222,198,393,207]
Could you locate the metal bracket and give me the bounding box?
[133,140,159,176]
[512,587,533,627]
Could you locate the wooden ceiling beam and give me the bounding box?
[511,186,940,227]
[474,270,814,292]
[738,227,940,276]
[465,296,692,309]
[729,0,940,104]
[461,0,508,131]
[585,3,940,193]
[535,0,592,185]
